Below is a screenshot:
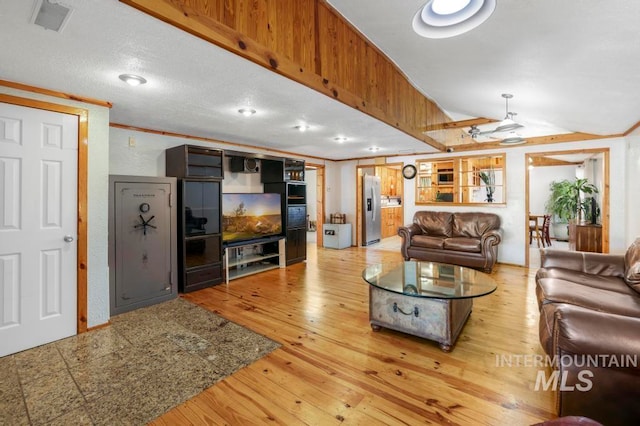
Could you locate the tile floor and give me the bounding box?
[0,298,279,425]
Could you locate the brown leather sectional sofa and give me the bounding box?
[398,211,502,273]
[535,240,640,425]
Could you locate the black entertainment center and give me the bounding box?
[166,145,306,292]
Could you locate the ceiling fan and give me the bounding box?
[468,94,526,144]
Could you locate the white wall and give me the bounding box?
[335,137,631,265]
[109,126,324,189]
[626,134,640,245]
[305,169,317,221]
[1,87,111,328]
[528,164,576,238]
[529,164,576,216]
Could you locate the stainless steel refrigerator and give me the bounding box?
[362,174,381,245]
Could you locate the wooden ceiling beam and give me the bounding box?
[119,0,447,151]
[422,117,498,132]
[449,132,615,153]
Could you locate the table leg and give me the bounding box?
[439,343,452,352]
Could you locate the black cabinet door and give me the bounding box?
[286,228,306,265]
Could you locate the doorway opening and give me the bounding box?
[305,163,325,248]
[525,148,610,268]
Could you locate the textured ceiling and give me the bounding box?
[327,0,640,138]
[1,0,638,160]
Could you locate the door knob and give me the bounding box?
[64,235,74,243]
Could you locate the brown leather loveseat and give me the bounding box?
[535,240,640,425]
[398,211,501,273]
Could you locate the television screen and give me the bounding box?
[222,193,282,243]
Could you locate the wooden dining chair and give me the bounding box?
[529,215,543,247]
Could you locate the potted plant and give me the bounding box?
[545,178,598,240]
[479,170,496,202]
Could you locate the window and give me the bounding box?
[415,154,505,205]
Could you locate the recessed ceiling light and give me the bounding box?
[118,74,147,86]
[368,146,380,152]
[295,125,310,132]
[238,108,256,117]
[334,136,348,143]
[413,0,496,39]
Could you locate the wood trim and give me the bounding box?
[306,163,326,248]
[0,79,112,109]
[525,147,610,267]
[422,118,498,132]
[77,110,89,333]
[0,94,89,334]
[109,122,328,162]
[118,0,447,151]
[450,132,615,153]
[624,120,640,136]
[87,320,111,332]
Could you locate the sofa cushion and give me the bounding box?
[537,278,640,317]
[624,238,640,293]
[411,235,445,249]
[451,212,500,238]
[536,268,635,296]
[443,237,481,253]
[414,211,453,237]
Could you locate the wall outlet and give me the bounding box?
[128,137,136,147]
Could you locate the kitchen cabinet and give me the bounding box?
[381,207,403,239]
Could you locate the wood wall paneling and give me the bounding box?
[120,0,449,151]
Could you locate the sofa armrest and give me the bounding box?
[480,229,501,248]
[553,303,640,358]
[540,249,625,277]
[479,229,501,272]
[550,303,640,422]
[398,223,422,260]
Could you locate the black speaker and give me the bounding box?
[229,157,259,173]
[244,158,259,173]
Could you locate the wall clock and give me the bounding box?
[402,164,417,179]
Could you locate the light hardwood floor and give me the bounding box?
[152,242,555,425]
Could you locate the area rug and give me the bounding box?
[0,297,280,425]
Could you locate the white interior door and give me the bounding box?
[0,102,78,357]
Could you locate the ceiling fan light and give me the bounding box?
[494,118,524,133]
[499,136,527,146]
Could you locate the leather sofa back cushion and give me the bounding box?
[452,212,500,238]
[414,211,453,237]
[624,238,640,292]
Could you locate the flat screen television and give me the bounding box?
[222,193,282,243]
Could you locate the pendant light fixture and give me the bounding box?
[494,94,523,133]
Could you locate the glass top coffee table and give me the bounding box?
[362,261,497,351]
